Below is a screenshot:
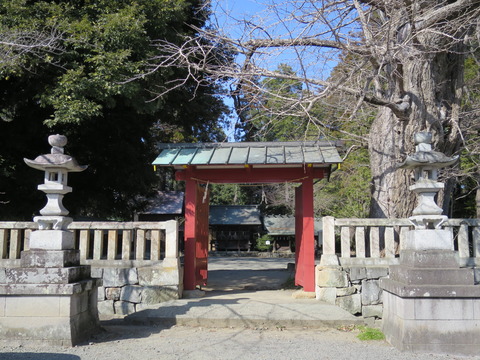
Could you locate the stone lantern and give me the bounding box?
[398,132,458,230]
[381,131,480,356]
[24,134,87,248]
[0,134,100,346]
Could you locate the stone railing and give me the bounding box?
[0,220,182,315]
[0,220,179,266]
[318,216,480,320]
[321,216,480,266]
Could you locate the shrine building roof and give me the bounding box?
[152,141,342,169]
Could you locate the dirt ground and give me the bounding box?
[0,323,475,360]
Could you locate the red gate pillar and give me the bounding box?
[195,185,209,287]
[184,177,197,291]
[295,185,304,286]
[294,176,315,292]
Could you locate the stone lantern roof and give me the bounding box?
[24,134,87,172]
[398,132,458,171]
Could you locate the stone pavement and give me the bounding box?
[121,257,366,329]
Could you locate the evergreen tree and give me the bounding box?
[0,0,229,220]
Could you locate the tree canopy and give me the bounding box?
[0,0,229,220]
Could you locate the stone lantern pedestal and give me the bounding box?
[380,133,480,356]
[0,135,101,346]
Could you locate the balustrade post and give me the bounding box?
[319,216,339,266]
[163,220,179,268]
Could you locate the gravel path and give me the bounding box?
[0,324,476,360]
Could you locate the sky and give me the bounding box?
[208,0,340,141]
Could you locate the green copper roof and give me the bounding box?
[153,141,342,167]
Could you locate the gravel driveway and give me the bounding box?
[0,324,476,360]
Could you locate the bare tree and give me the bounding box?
[0,28,62,70]
[145,0,480,218]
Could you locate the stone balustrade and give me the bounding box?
[0,220,182,316]
[322,216,480,266]
[0,220,179,264]
[318,216,480,321]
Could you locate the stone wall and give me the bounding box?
[93,264,183,316]
[315,265,388,320]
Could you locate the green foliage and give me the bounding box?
[316,147,371,218]
[255,234,273,252]
[356,326,385,341]
[0,0,229,220]
[453,50,480,218]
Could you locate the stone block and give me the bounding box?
[0,269,5,284]
[97,286,105,301]
[389,266,474,286]
[105,287,121,301]
[315,287,336,304]
[114,301,135,315]
[474,299,480,319]
[6,266,90,285]
[141,286,180,304]
[0,316,71,343]
[138,266,180,286]
[97,300,115,316]
[383,297,480,357]
[348,267,366,281]
[403,229,453,251]
[315,267,348,288]
[90,267,104,279]
[401,250,459,268]
[5,296,62,317]
[414,298,474,320]
[362,304,383,318]
[21,250,80,268]
[336,294,361,315]
[59,294,73,317]
[365,267,388,279]
[29,230,74,250]
[337,286,356,297]
[120,285,142,303]
[102,268,138,287]
[362,279,382,305]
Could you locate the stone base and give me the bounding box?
[291,289,316,299]
[382,290,480,356]
[0,280,100,346]
[381,245,480,356]
[403,229,453,251]
[21,249,80,268]
[182,289,205,298]
[29,230,74,250]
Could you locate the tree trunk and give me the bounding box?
[368,51,464,219]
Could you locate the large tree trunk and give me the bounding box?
[369,51,464,219]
